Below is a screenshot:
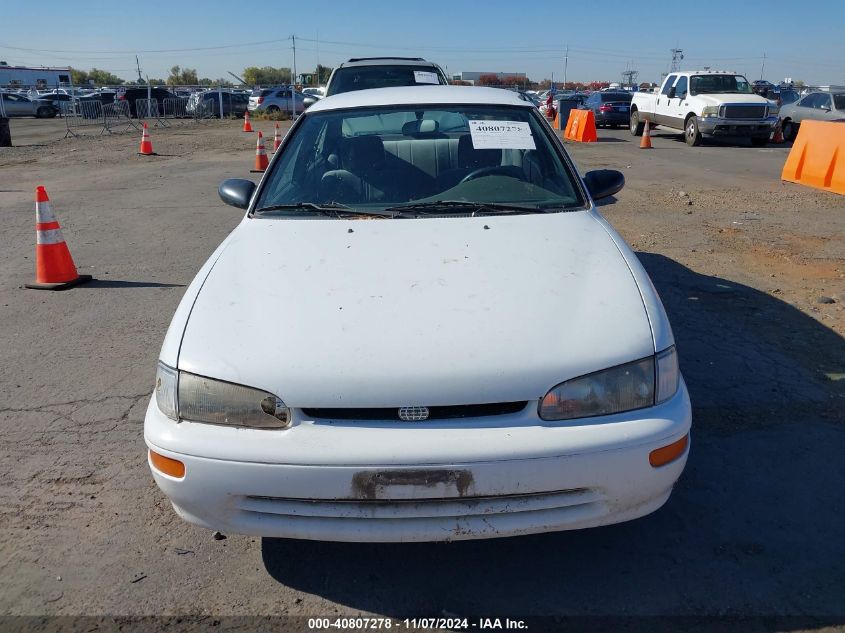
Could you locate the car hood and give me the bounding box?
[177,211,655,407]
[696,93,771,106]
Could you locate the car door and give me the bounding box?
[813,93,835,121]
[655,75,677,128]
[668,76,688,127]
[3,93,32,116]
[792,94,820,123]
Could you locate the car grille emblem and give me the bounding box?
[398,406,429,421]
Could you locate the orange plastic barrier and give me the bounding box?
[781,120,845,195]
[564,109,597,143]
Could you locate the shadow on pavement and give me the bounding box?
[81,279,185,289]
[262,254,845,621]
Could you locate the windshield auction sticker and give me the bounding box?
[413,71,440,84]
[468,120,536,150]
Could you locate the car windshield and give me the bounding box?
[690,75,752,95]
[834,94,845,110]
[254,104,584,217]
[327,66,446,96]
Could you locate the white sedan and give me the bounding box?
[145,86,691,542]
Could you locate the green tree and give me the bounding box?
[243,66,291,86]
[315,64,333,84]
[70,68,88,85]
[87,68,124,85]
[167,65,199,86]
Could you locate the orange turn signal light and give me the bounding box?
[149,449,186,478]
[649,434,689,468]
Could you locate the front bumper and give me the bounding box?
[144,382,692,542]
[698,116,777,137]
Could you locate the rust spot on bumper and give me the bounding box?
[351,469,474,500]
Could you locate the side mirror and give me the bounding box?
[668,87,676,99]
[584,169,625,201]
[218,178,256,210]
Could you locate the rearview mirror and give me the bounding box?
[584,169,625,201]
[218,178,256,210]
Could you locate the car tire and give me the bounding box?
[630,110,644,136]
[751,137,769,147]
[267,105,280,114]
[685,116,702,146]
[781,119,796,141]
[36,106,51,118]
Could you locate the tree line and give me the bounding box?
[69,64,334,87]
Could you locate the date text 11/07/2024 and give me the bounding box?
[307,617,529,630]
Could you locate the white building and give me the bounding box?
[0,63,72,89]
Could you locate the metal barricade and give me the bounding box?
[60,100,106,137]
[136,98,168,127]
[193,98,220,120]
[103,100,138,133]
[162,97,189,120]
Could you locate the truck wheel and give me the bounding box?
[781,119,795,141]
[685,116,702,146]
[630,110,644,136]
[751,137,768,147]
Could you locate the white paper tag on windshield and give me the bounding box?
[413,71,440,84]
[468,120,536,150]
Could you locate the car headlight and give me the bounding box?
[768,105,780,117]
[155,362,290,429]
[700,106,720,118]
[539,347,680,421]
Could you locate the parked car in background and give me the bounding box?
[766,86,799,106]
[187,90,249,117]
[780,91,845,140]
[302,87,324,100]
[580,91,633,128]
[248,87,309,114]
[630,71,777,146]
[118,87,177,117]
[325,57,449,97]
[0,92,57,118]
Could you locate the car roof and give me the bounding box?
[308,86,530,113]
[339,57,435,68]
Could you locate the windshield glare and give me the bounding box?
[690,74,752,95]
[254,105,583,216]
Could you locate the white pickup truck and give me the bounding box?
[629,71,778,146]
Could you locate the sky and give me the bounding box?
[2,0,843,86]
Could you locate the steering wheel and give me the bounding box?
[459,165,526,184]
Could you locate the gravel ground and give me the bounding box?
[0,118,843,629]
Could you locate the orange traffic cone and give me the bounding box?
[772,119,784,144]
[273,122,281,152]
[138,122,155,155]
[251,131,269,173]
[640,119,652,149]
[25,186,92,290]
[243,110,254,133]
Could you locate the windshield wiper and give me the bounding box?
[382,200,541,217]
[252,202,390,217]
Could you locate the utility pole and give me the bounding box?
[292,34,297,86]
[316,30,320,85]
[563,45,569,89]
[135,56,143,84]
[760,52,766,80]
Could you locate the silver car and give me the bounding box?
[780,91,845,140]
[248,87,311,115]
[0,92,57,118]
